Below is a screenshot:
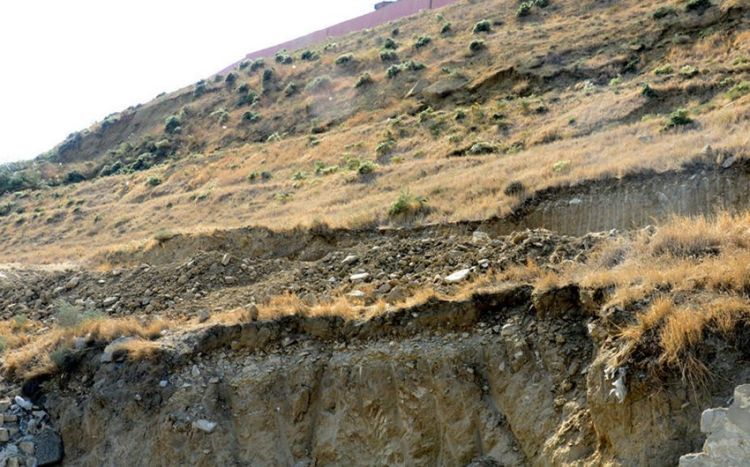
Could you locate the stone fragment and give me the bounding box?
[192,419,217,433]
[445,269,471,283]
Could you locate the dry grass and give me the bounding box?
[563,212,750,382]
[0,0,747,264]
[2,316,169,380]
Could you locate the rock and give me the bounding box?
[102,296,119,307]
[14,396,32,411]
[191,365,201,378]
[18,441,34,456]
[349,273,370,282]
[341,255,358,265]
[478,259,490,269]
[680,385,750,466]
[33,427,63,466]
[65,276,80,290]
[657,192,669,205]
[347,290,366,298]
[721,154,736,169]
[246,304,259,321]
[472,231,491,244]
[376,283,392,295]
[197,310,210,323]
[224,276,237,285]
[192,419,217,433]
[445,269,471,283]
[0,427,8,442]
[221,254,231,266]
[569,198,583,205]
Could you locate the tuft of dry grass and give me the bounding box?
[2,317,170,380]
[565,212,750,383]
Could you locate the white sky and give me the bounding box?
[0,0,376,163]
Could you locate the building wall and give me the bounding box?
[221,0,460,72]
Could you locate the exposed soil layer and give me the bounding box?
[18,284,750,466]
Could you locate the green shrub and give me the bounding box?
[533,0,550,7]
[654,64,673,75]
[241,111,261,123]
[55,300,87,327]
[609,76,623,87]
[355,72,374,89]
[414,36,432,49]
[335,53,355,66]
[357,160,377,175]
[473,20,491,34]
[225,72,237,86]
[292,171,307,181]
[376,139,395,157]
[397,60,426,73]
[64,171,86,184]
[380,49,399,62]
[249,170,272,182]
[239,59,251,70]
[726,81,750,100]
[50,346,79,372]
[306,75,333,93]
[679,65,699,78]
[164,115,182,134]
[440,22,452,35]
[552,160,572,173]
[193,80,207,98]
[275,51,293,64]
[389,191,428,217]
[314,161,338,176]
[250,59,265,72]
[300,50,319,61]
[383,38,398,50]
[262,69,274,82]
[146,176,162,187]
[237,91,259,107]
[517,2,533,17]
[641,84,658,98]
[666,108,693,128]
[469,40,486,53]
[284,82,299,97]
[387,65,401,79]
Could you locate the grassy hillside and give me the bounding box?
[1,0,749,263]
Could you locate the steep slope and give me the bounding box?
[0,0,748,263]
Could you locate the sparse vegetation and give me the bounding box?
[469,40,486,54]
[164,115,182,134]
[679,65,699,78]
[726,81,750,100]
[380,49,398,62]
[666,108,693,128]
[355,72,374,89]
[306,75,333,93]
[472,20,491,34]
[414,35,432,49]
[389,191,428,217]
[335,53,355,67]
